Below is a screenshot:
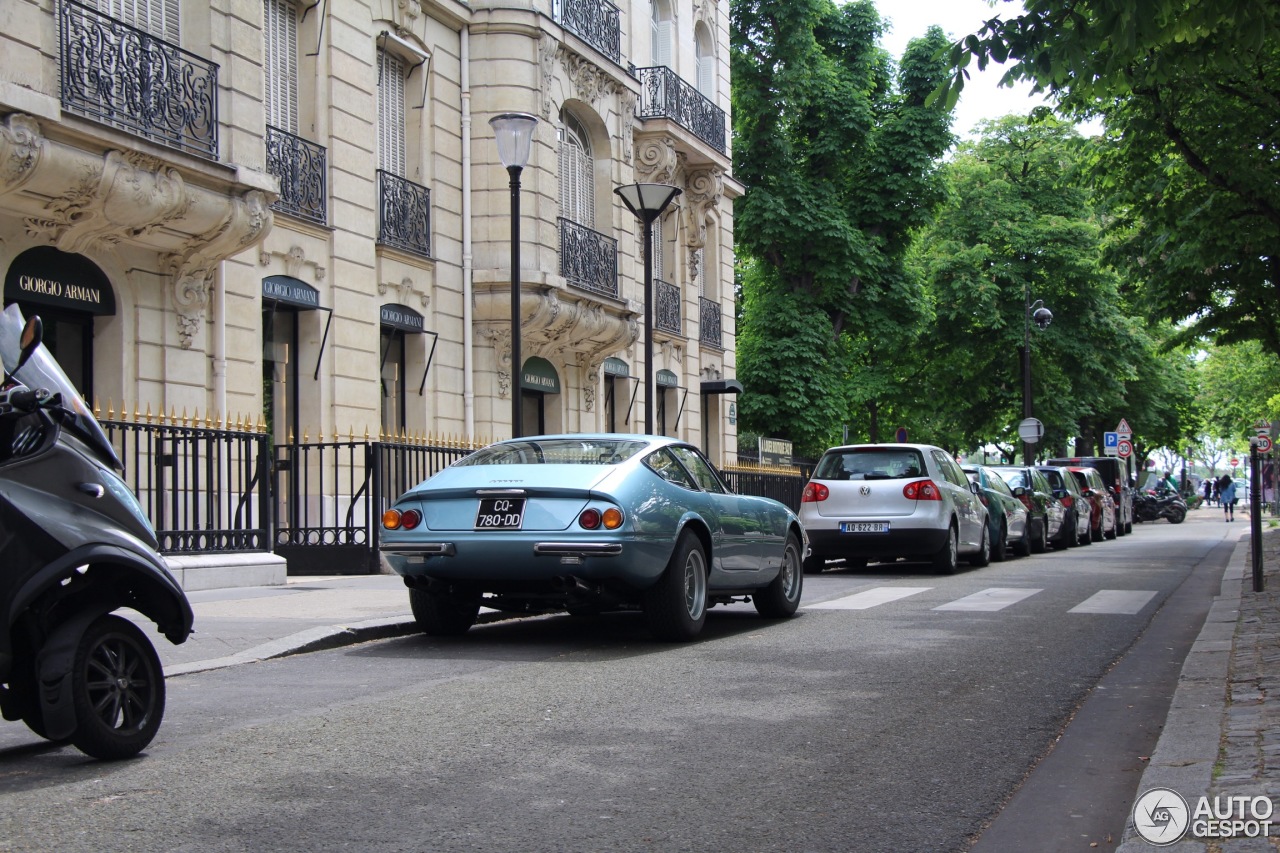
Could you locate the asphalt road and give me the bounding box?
[0,514,1238,853]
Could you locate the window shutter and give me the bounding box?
[655,21,673,67]
[102,0,179,41]
[651,217,665,282]
[264,0,298,132]
[378,51,407,176]
[557,116,593,228]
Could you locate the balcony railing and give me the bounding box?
[655,280,680,335]
[554,0,621,63]
[267,126,327,225]
[59,0,218,158]
[558,218,618,298]
[635,66,726,154]
[699,297,722,348]
[377,170,432,257]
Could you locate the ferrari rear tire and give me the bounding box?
[410,586,481,636]
[645,531,708,641]
[754,532,804,618]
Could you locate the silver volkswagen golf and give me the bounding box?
[799,443,990,574]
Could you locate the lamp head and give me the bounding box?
[1032,306,1053,330]
[490,113,539,170]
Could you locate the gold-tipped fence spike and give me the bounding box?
[145,403,154,424]
[364,426,370,442]
[93,398,100,418]
[168,406,176,425]
[106,399,114,420]
[181,407,188,426]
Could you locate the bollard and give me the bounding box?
[1250,438,1265,592]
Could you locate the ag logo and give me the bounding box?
[859,485,872,495]
[1132,787,1190,845]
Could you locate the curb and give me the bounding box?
[165,609,518,677]
[1114,535,1247,852]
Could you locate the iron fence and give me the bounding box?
[554,0,621,63]
[59,0,219,158]
[559,217,618,298]
[267,126,327,225]
[635,66,727,154]
[377,170,432,257]
[102,413,270,553]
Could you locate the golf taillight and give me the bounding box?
[903,479,942,501]
[578,507,623,530]
[802,482,829,502]
[382,508,422,530]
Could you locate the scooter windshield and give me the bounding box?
[1,306,121,471]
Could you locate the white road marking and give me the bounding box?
[1068,590,1158,615]
[933,588,1042,612]
[806,587,933,610]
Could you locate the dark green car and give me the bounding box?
[962,465,1030,561]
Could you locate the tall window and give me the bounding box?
[695,25,715,99]
[380,328,406,433]
[378,49,407,176]
[558,112,593,227]
[651,216,666,282]
[99,0,179,40]
[651,0,673,66]
[264,0,298,133]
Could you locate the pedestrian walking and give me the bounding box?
[1218,474,1237,521]
[1203,477,1213,506]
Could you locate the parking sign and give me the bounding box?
[1103,431,1119,456]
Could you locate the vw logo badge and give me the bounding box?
[860,485,872,495]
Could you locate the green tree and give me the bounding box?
[909,115,1154,457]
[731,0,953,454]
[1196,341,1280,440]
[944,1,1280,357]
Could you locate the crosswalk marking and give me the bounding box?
[933,588,1042,612]
[806,587,932,610]
[1068,590,1158,615]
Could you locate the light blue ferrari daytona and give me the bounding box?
[379,434,805,641]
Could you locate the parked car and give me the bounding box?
[990,465,1065,554]
[378,435,806,642]
[1068,466,1118,541]
[800,443,990,575]
[1045,456,1134,534]
[962,465,1030,561]
[1038,465,1093,547]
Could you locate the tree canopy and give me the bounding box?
[731,0,953,454]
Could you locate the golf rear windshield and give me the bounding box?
[815,448,927,481]
[457,439,649,466]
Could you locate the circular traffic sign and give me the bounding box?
[1117,439,1132,459]
[1231,458,1240,467]
[1018,417,1044,443]
[1258,435,1273,453]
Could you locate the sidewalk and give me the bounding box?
[1117,524,1280,851]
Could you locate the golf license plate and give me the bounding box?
[475,498,526,530]
[840,521,890,534]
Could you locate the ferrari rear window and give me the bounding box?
[456,439,648,466]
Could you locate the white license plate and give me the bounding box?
[840,521,890,534]
[475,498,526,530]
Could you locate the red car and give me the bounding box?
[1068,466,1118,541]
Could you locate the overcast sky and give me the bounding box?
[869,0,1094,140]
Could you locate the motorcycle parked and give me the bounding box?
[1133,489,1188,524]
[0,305,192,759]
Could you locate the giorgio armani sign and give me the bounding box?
[4,246,116,316]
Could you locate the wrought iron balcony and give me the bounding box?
[655,280,681,335]
[267,126,327,225]
[59,0,218,158]
[699,297,722,348]
[635,66,726,154]
[377,170,431,257]
[553,0,621,64]
[558,218,618,298]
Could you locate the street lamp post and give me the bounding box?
[614,183,682,435]
[1021,284,1052,464]
[490,112,539,439]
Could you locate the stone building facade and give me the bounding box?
[0,0,742,462]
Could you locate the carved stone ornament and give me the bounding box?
[693,1,716,33]
[28,149,190,255]
[683,166,723,251]
[0,114,43,193]
[577,352,601,412]
[559,47,625,105]
[619,92,637,161]
[540,35,560,120]
[260,245,327,282]
[378,276,430,309]
[167,189,272,349]
[481,327,513,398]
[634,137,681,185]
[397,0,421,22]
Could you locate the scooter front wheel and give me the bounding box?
[69,614,166,760]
